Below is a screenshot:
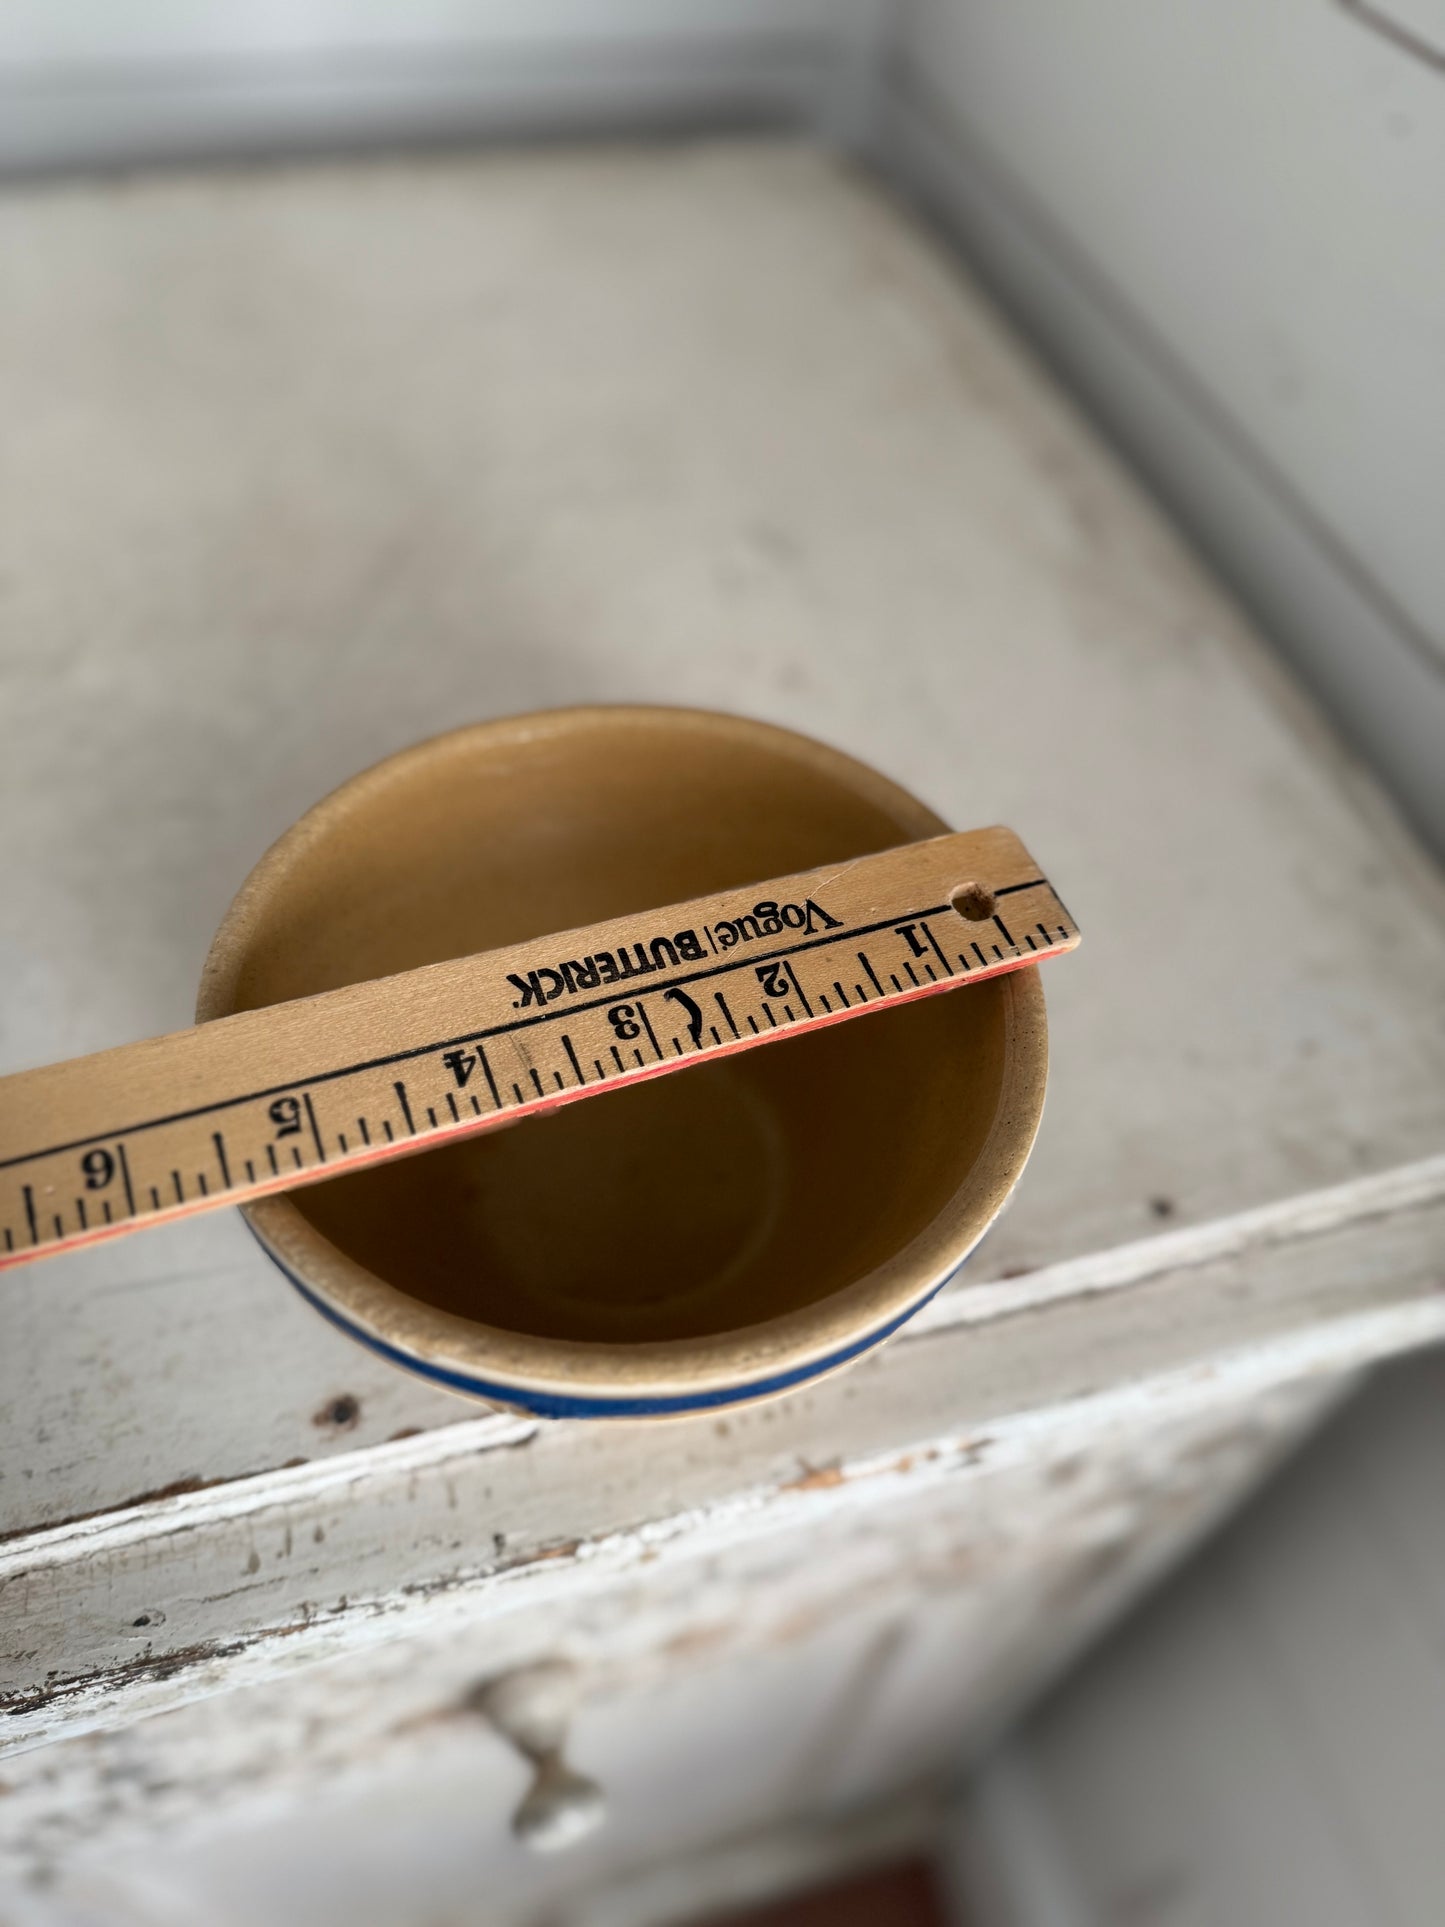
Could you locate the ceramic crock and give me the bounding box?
[197,707,1048,1417]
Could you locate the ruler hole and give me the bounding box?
[950,882,996,923]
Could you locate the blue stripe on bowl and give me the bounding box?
[247,1222,975,1418]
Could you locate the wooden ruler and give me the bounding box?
[0,827,1078,1271]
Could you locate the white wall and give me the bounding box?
[883,0,1445,856]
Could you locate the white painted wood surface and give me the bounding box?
[0,1374,1329,1921]
[5,1177,1443,1754]
[3,140,1441,1539]
[0,140,1441,1911]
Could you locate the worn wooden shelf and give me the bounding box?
[0,139,1441,1917]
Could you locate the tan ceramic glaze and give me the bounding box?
[198,709,1049,1414]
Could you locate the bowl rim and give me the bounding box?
[197,705,1048,1402]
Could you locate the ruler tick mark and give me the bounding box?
[212,1131,232,1188]
[393,1081,416,1134]
[22,1185,38,1245]
[972,943,989,967]
[336,1131,348,1153]
[511,1082,524,1104]
[478,1046,501,1111]
[290,1145,303,1169]
[244,1159,256,1182]
[469,1094,482,1115]
[381,1121,394,1143]
[148,1186,160,1210]
[426,1105,439,1127]
[171,1170,184,1204]
[552,1070,565,1090]
[446,1091,461,1121]
[782,1004,795,1022]
[993,914,1015,948]
[53,1214,63,1238]
[266,1143,279,1176]
[357,1117,371,1145]
[746,1014,760,1035]
[783,962,813,1019]
[101,1199,112,1224]
[632,1048,645,1067]
[818,993,831,1012]
[672,1038,683,1056]
[117,1142,136,1219]
[303,1092,326,1163]
[921,921,951,974]
[637,1001,664,1062]
[77,1196,88,1230]
[922,962,937,981]
[528,1070,544,1099]
[903,960,920,986]
[594,1058,606,1080]
[715,993,741,1039]
[709,1026,721,1045]
[2,1227,11,1251]
[1036,924,1051,945]
[196,1172,208,1197]
[859,952,885,998]
[562,1035,585,1086]
[610,1046,625,1074]
[834,981,849,1007]
[889,973,903,993]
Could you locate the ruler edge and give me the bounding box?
[0,831,1078,1271]
[0,826,1033,1158]
[0,946,1075,1274]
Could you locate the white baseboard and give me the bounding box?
[0,3,880,175]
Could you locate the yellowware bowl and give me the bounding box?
[198,708,1048,1417]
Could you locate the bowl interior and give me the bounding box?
[208,711,1010,1345]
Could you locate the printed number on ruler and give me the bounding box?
[0,826,1078,1268]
